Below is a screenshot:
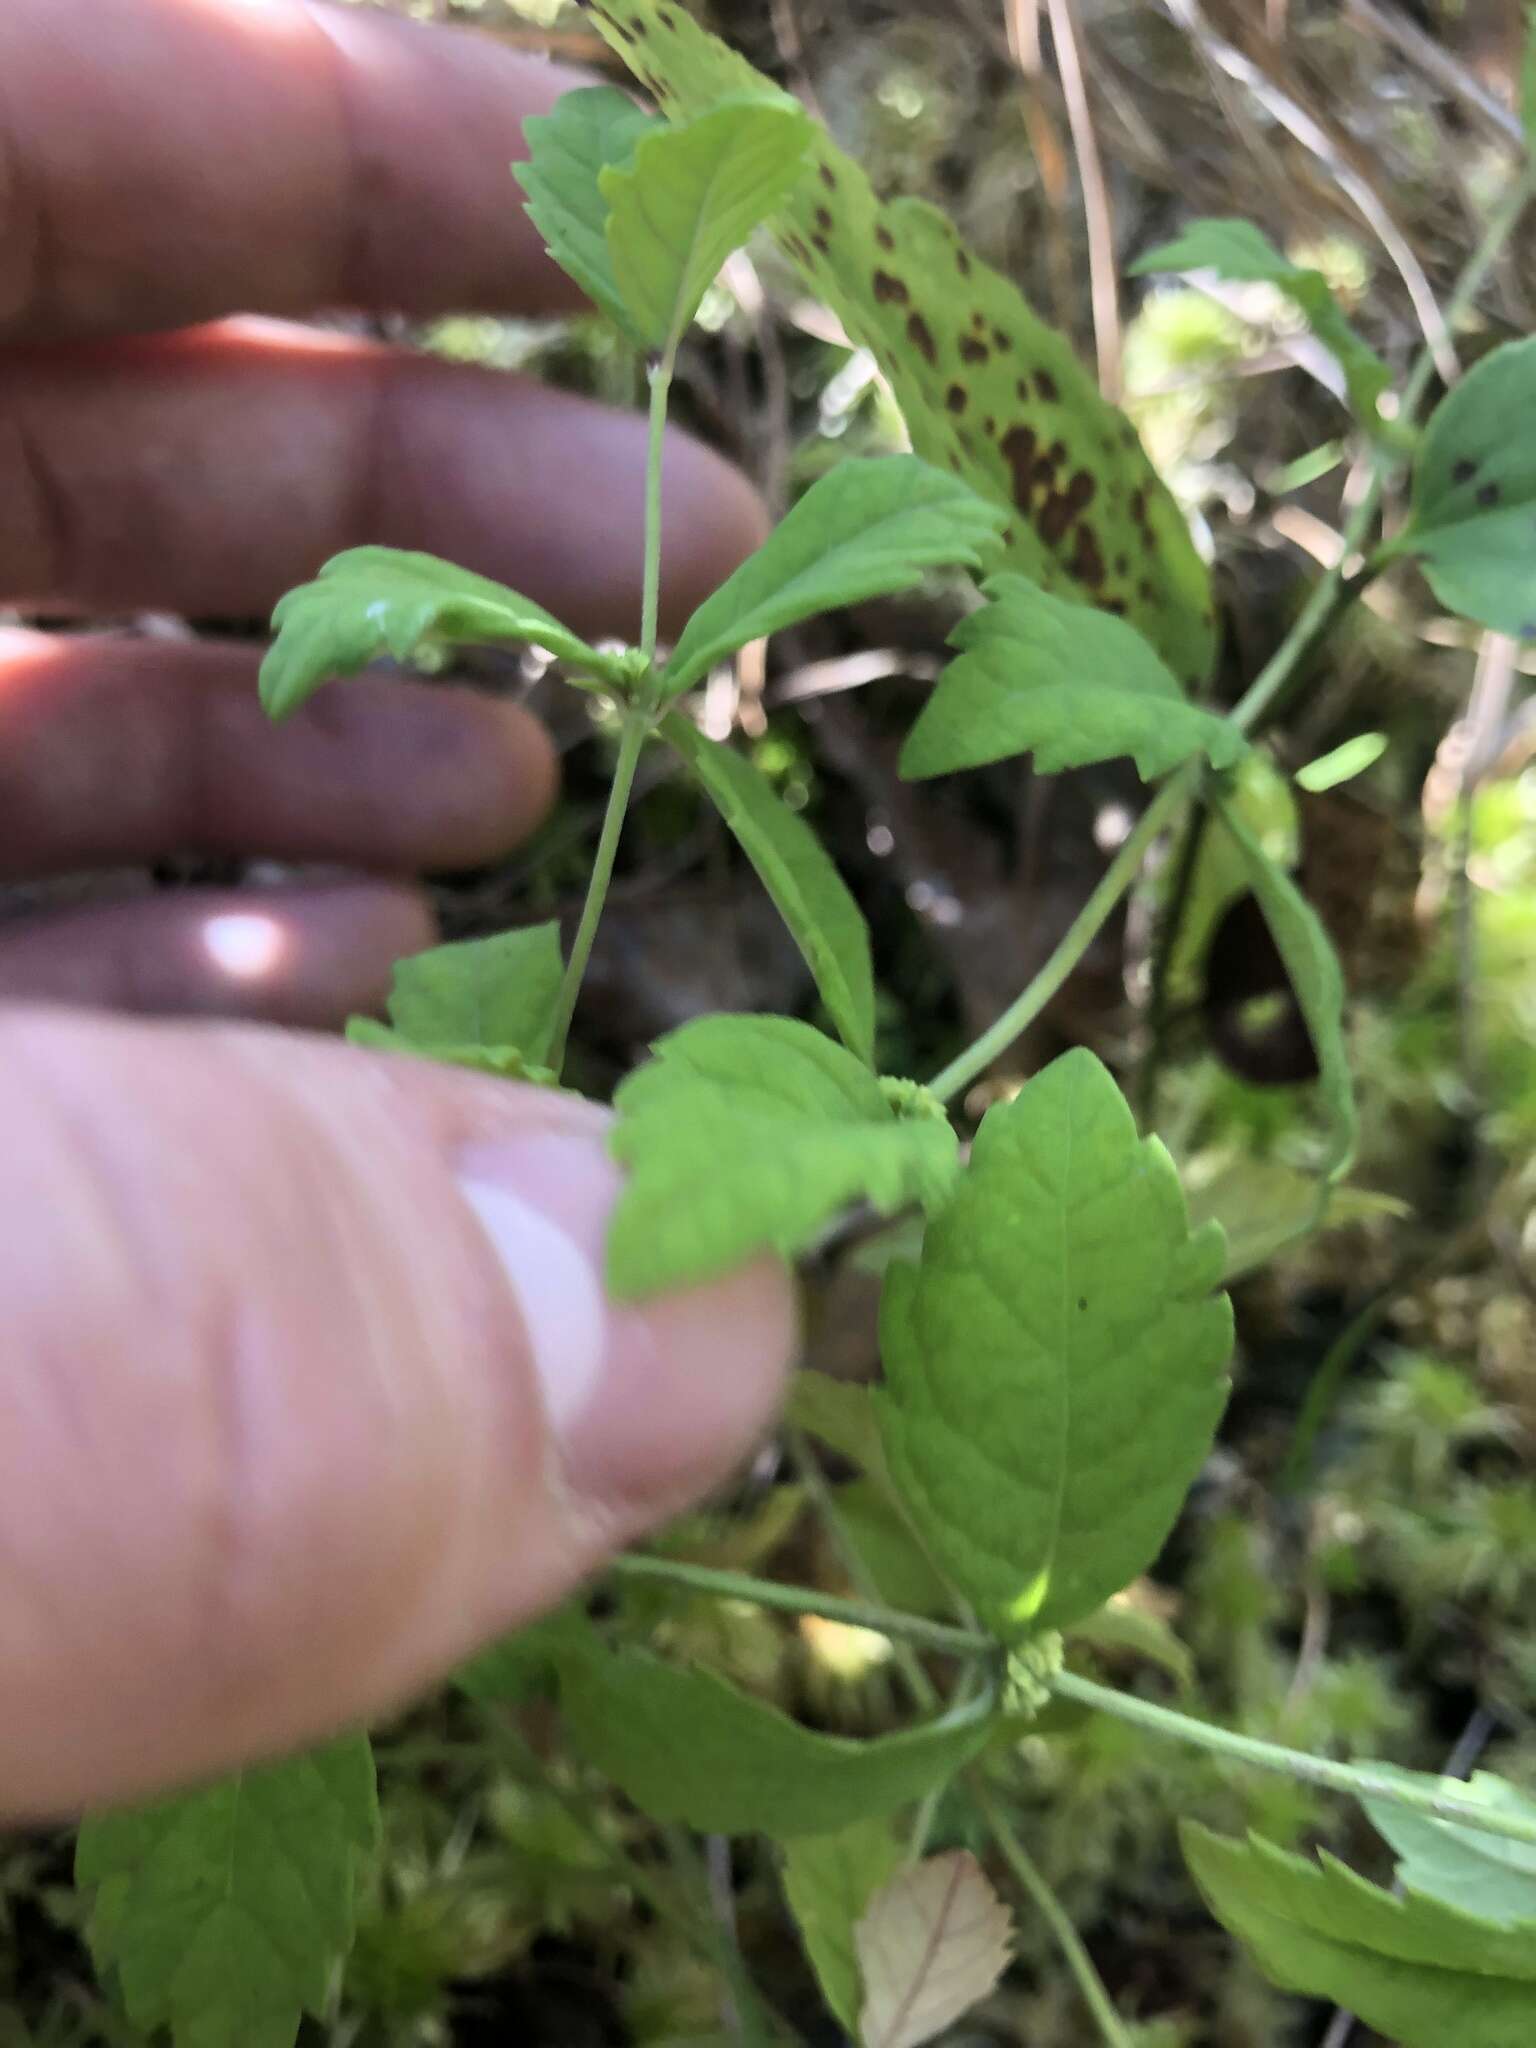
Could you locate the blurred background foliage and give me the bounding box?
[9,1,1536,2042]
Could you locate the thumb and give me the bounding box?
[0,1005,795,1819]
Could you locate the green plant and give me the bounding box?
[69,5,1536,2043]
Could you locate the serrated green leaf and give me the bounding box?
[1215,797,1357,1182]
[606,1016,960,1299]
[877,1049,1231,1637]
[661,715,875,1063]
[344,923,566,1080]
[1131,219,1390,429]
[587,1,1216,686]
[900,573,1244,783]
[1182,1824,1536,2048]
[383,923,565,1066]
[76,1735,379,2048]
[781,1819,902,2031]
[1361,1769,1536,1930]
[1386,337,1536,638]
[600,94,812,351]
[259,549,616,719]
[516,86,662,342]
[1295,730,1387,792]
[559,1645,992,1837]
[663,458,1004,696]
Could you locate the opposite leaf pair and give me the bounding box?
[261,454,1004,1091]
[258,454,1004,725]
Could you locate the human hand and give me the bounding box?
[0,0,793,1820]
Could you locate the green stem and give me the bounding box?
[1232,162,1534,738]
[906,1779,946,1865]
[544,342,678,1073]
[1400,166,1535,420]
[1278,1282,1400,1494]
[1052,1670,1536,1850]
[612,1555,1536,1847]
[1228,557,1375,736]
[608,1552,992,1663]
[640,345,677,666]
[927,765,1198,1105]
[547,705,649,1070]
[973,1779,1132,2048]
[921,164,1536,1114]
[786,1425,941,1715]
[1138,799,1210,1124]
[904,1657,986,1866]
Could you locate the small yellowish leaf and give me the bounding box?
[855,1851,1012,2048]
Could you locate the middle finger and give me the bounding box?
[2,320,767,631]
[0,629,559,880]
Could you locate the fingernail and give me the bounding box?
[452,1130,797,1505]
[455,1132,618,1441]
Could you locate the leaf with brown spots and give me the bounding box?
[1383,337,1536,639]
[584,0,1216,686]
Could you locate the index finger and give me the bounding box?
[0,0,597,343]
